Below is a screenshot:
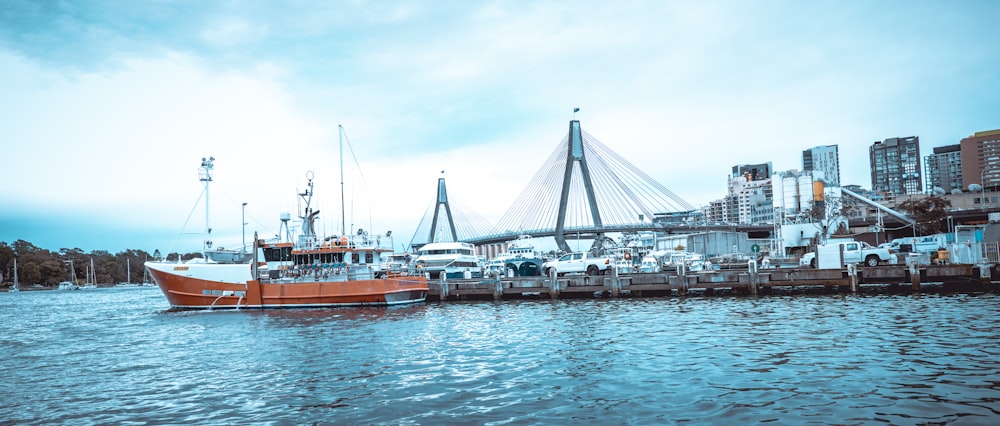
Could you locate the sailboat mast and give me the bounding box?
[13,258,17,290]
[339,125,346,236]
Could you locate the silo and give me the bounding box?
[797,175,813,212]
[772,175,785,213]
[812,179,826,220]
[783,175,799,215]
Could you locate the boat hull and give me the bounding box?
[146,262,428,310]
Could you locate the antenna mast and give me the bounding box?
[199,156,215,251]
[339,125,346,236]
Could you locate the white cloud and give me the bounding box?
[200,17,270,47]
[2,0,999,252]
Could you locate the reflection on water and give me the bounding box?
[2,288,999,424]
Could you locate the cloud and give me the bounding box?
[2,0,1000,253]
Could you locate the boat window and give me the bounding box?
[263,248,280,262]
[353,253,360,263]
[263,247,293,262]
[366,253,373,264]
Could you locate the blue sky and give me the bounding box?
[1,0,999,254]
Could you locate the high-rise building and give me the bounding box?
[802,145,840,187]
[727,174,773,225]
[732,162,772,182]
[959,128,1000,191]
[923,144,963,194]
[869,136,922,196]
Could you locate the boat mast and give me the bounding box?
[65,260,76,284]
[12,258,17,291]
[339,125,346,237]
[199,156,215,252]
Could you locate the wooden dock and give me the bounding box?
[427,263,1000,301]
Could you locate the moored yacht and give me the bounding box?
[414,241,482,279]
[484,235,545,277]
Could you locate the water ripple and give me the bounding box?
[2,290,999,424]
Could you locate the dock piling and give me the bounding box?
[980,264,992,291]
[492,278,503,301]
[439,273,449,299]
[549,268,560,299]
[847,263,858,293]
[609,267,621,298]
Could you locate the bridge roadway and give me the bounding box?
[465,207,994,248]
[465,223,774,247]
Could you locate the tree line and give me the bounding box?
[1,240,200,288]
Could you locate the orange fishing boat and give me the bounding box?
[145,238,428,309]
[145,127,427,310]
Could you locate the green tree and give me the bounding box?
[0,242,14,284]
[19,261,41,286]
[3,240,163,286]
[897,196,951,236]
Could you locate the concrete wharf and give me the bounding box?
[427,263,1000,301]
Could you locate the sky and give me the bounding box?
[1,0,999,255]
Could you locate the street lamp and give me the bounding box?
[242,202,248,253]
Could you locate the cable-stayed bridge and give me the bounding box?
[409,119,698,253]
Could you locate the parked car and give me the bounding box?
[801,241,894,268]
[542,252,612,276]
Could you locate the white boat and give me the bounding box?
[484,235,545,277]
[59,260,81,290]
[81,259,97,289]
[381,252,415,275]
[414,241,482,279]
[658,251,714,272]
[114,259,139,287]
[606,246,639,274]
[638,255,661,273]
[58,281,80,290]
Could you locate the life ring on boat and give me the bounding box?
[624,252,632,260]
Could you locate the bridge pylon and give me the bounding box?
[427,176,459,245]
[554,120,603,253]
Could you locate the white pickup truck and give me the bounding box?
[800,241,894,268]
[542,252,612,276]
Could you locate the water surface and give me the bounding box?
[2,288,998,424]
